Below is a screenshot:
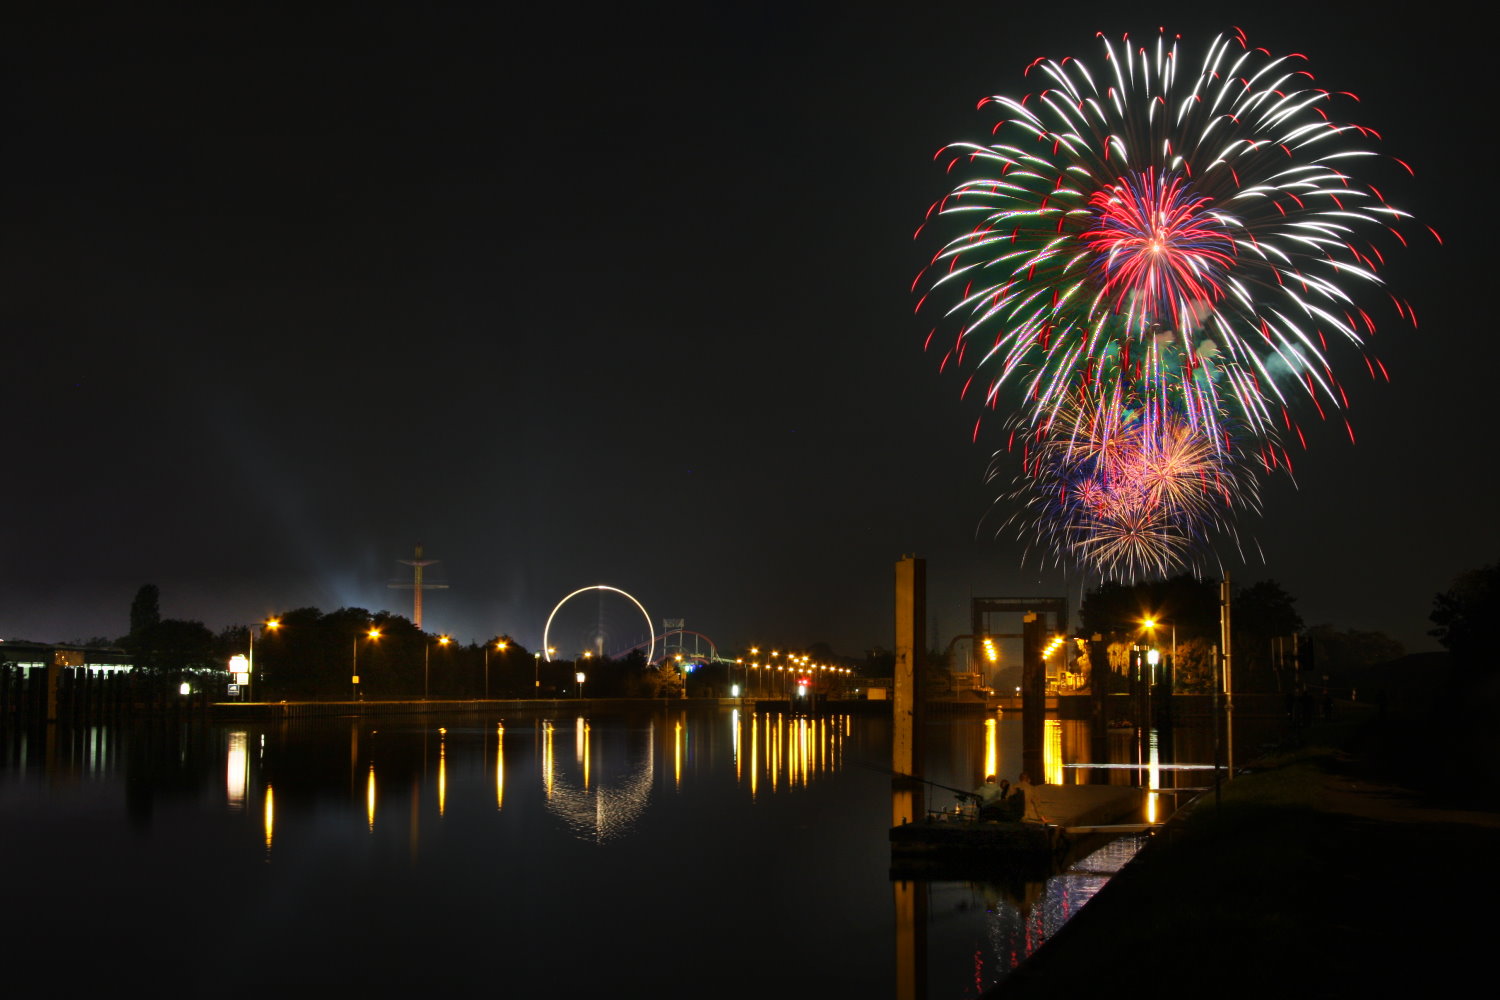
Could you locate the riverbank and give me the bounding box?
[995,689,1500,997]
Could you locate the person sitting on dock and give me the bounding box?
[973,775,1014,821]
[1000,775,1027,822]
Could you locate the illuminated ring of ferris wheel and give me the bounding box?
[542,585,656,668]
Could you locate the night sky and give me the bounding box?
[2,2,1487,659]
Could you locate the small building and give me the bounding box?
[0,639,134,677]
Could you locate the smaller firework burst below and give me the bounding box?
[996,401,1260,579]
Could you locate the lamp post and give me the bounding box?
[576,670,586,699]
[1142,618,1177,690]
[485,639,508,699]
[353,627,380,700]
[425,634,451,700]
[533,648,555,697]
[245,617,280,701]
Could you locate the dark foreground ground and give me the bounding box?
[996,660,1500,998]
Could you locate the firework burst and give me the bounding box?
[996,399,1259,578]
[921,28,1432,577]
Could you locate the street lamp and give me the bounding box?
[244,617,280,701]
[485,639,508,699]
[576,670,586,699]
[1142,618,1177,688]
[533,648,555,697]
[425,634,451,700]
[353,627,380,700]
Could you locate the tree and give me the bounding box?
[1303,625,1404,673]
[1430,560,1500,672]
[644,662,683,698]
[129,584,161,637]
[1232,579,1303,691]
[133,619,217,672]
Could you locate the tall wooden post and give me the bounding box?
[1088,635,1109,783]
[893,556,926,806]
[1022,612,1045,783]
[1220,573,1234,781]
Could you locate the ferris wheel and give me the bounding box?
[542,584,657,666]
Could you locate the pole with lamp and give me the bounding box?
[533,647,556,697]
[353,627,381,700]
[425,634,451,700]
[485,639,508,699]
[243,617,280,701]
[1142,618,1177,692]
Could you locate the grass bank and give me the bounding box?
[995,688,1499,997]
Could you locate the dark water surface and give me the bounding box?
[2,705,1193,996]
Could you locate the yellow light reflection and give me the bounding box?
[496,723,505,811]
[984,718,998,780]
[674,721,683,789]
[438,731,447,817]
[583,721,591,790]
[226,731,249,811]
[263,784,274,852]
[1044,718,1064,785]
[798,717,810,787]
[366,765,377,830]
[749,712,759,799]
[772,715,782,792]
[1147,727,1161,823]
[542,720,555,800]
[732,708,741,783]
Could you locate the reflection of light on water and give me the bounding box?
[737,712,847,795]
[732,708,741,783]
[366,765,376,830]
[1044,719,1064,785]
[795,717,806,787]
[227,731,248,810]
[543,720,654,843]
[674,721,682,789]
[974,834,1149,989]
[1147,728,1160,824]
[87,726,109,776]
[495,724,505,811]
[263,784,274,853]
[773,715,782,792]
[985,718,997,779]
[542,721,555,800]
[438,729,447,817]
[749,713,759,799]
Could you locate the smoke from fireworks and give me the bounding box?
[918,28,1433,577]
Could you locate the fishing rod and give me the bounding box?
[854,760,979,800]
